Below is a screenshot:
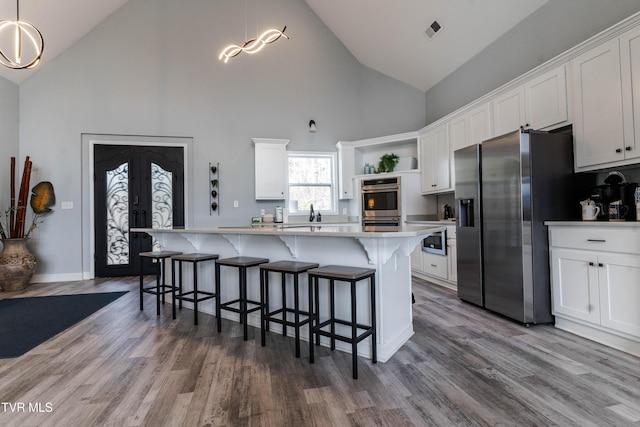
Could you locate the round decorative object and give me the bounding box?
[0,238,37,292]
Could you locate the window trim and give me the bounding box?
[287,151,338,216]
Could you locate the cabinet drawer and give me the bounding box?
[422,252,448,279]
[549,227,640,254]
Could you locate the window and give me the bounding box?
[287,152,337,215]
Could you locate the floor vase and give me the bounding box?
[0,238,37,292]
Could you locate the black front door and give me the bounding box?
[94,145,184,277]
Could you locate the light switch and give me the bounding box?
[61,201,73,210]
[234,200,239,208]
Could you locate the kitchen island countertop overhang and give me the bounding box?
[131,224,443,362]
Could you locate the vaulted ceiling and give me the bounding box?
[0,0,549,90]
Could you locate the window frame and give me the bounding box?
[286,151,338,216]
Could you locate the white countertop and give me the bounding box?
[545,221,640,227]
[405,219,457,226]
[132,223,444,238]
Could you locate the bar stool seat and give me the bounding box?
[139,250,182,316]
[171,253,219,325]
[308,265,377,379]
[260,260,319,357]
[215,256,269,340]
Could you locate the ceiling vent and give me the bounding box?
[425,20,442,40]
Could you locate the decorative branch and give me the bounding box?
[10,156,15,236]
[2,157,54,239]
[13,157,31,238]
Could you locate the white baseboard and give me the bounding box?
[32,272,84,283]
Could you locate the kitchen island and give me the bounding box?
[132,223,443,362]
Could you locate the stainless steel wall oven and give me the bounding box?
[361,177,401,220]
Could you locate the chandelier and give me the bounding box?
[0,0,44,69]
[218,0,287,63]
[219,26,288,63]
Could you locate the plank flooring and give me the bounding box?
[0,276,639,426]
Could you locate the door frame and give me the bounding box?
[81,134,194,279]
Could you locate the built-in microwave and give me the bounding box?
[422,228,447,256]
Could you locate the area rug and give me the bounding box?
[0,291,127,358]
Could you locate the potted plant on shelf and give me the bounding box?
[376,153,400,173]
[0,157,56,292]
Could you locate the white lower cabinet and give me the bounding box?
[447,240,457,283]
[411,225,457,290]
[422,252,447,280]
[598,252,640,337]
[551,248,601,323]
[549,225,640,356]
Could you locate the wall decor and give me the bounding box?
[209,162,219,215]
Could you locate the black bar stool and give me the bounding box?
[215,256,269,340]
[139,250,182,316]
[308,265,377,379]
[259,260,319,357]
[171,253,219,325]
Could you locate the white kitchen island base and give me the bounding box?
[134,224,440,362]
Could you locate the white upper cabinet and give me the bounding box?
[572,39,625,169]
[253,138,289,200]
[336,143,355,199]
[620,25,640,163]
[468,102,493,145]
[448,114,468,191]
[448,103,491,189]
[493,65,568,136]
[449,114,469,154]
[524,65,568,130]
[492,86,526,136]
[420,124,450,194]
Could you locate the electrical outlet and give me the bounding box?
[61,201,74,210]
[342,208,347,215]
[233,200,239,208]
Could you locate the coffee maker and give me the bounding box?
[589,171,638,221]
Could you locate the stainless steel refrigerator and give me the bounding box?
[457,129,581,324]
[454,144,483,307]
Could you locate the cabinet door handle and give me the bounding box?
[587,239,606,243]
[588,261,594,266]
[598,263,604,267]
[626,146,632,151]
[430,264,437,267]
[616,148,622,153]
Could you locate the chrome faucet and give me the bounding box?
[309,203,315,222]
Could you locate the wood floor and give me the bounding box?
[0,276,639,427]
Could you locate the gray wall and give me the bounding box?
[0,78,18,219]
[17,0,425,278]
[425,0,640,123]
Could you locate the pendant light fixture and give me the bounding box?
[0,0,44,69]
[219,0,288,63]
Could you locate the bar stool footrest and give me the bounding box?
[314,319,374,344]
[265,308,311,328]
[220,299,262,315]
[176,290,216,304]
[142,285,175,296]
